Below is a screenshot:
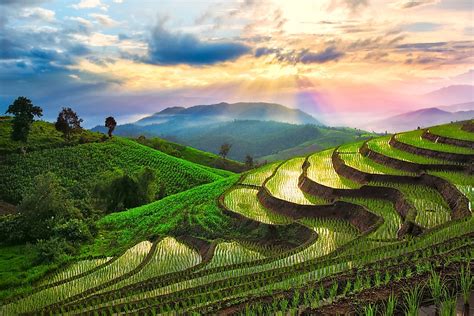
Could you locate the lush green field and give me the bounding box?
[1,122,473,315]
[0,137,229,204]
[395,129,474,154]
[0,118,104,154]
[428,121,474,141]
[134,136,245,173]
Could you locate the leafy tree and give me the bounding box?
[105,116,117,137]
[219,143,232,160]
[245,155,254,169]
[94,168,157,213]
[55,107,83,140]
[19,173,81,241]
[5,96,43,142]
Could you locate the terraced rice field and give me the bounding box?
[265,157,328,205]
[307,149,360,189]
[367,135,451,165]
[338,142,416,176]
[2,122,473,315]
[395,129,474,154]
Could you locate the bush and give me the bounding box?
[53,219,93,244]
[35,237,75,264]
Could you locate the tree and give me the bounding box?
[19,173,81,241]
[219,143,232,160]
[55,107,83,140]
[5,97,43,142]
[94,168,157,213]
[105,116,117,138]
[245,155,254,169]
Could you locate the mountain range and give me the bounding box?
[92,102,370,161]
[366,102,474,132]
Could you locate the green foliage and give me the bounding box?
[93,168,158,213]
[35,237,75,264]
[0,120,103,154]
[18,173,82,241]
[54,107,83,140]
[134,136,242,173]
[5,97,43,143]
[0,138,226,204]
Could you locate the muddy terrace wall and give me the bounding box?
[256,186,381,234]
[422,130,474,149]
[218,191,316,250]
[359,142,467,173]
[389,135,474,163]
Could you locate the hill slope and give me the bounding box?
[0,137,229,204]
[134,136,245,173]
[95,120,370,161]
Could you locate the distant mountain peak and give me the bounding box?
[136,101,321,126]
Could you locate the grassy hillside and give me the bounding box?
[0,137,229,204]
[0,117,104,155]
[134,136,245,173]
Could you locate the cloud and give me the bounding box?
[144,21,251,65]
[394,0,439,9]
[0,0,49,7]
[20,7,55,21]
[72,0,107,10]
[89,13,118,27]
[255,46,345,64]
[401,22,442,32]
[329,0,369,12]
[298,47,345,64]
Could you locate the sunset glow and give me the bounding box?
[0,0,473,127]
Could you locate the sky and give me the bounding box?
[0,0,473,127]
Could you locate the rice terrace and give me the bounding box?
[0,0,473,315]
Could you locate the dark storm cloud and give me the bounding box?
[144,22,251,66]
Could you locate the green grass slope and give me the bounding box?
[134,136,244,173]
[0,137,229,204]
[0,118,104,155]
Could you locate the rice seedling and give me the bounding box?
[306,149,360,189]
[224,186,292,224]
[402,284,424,316]
[362,303,377,316]
[338,142,415,176]
[39,257,112,286]
[367,136,450,164]
[395,130,474,154]
[205,241,266,269]
[459,265,473,306]
[265,157,328,205]
[241,162,280,186]
[383,292,397,316]
[372,182,451,228]
[0,241,152,314]
[429,123,474,142]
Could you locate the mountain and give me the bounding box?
[94,120,369,161]
[422,85,474,106]
[135,102,322,126]
[367,106,474,132]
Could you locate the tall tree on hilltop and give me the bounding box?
[105,116,117,138]
[55,107,83,140]
[5,97,43,143]
[219,143,232,161]
[245,155,254,169]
